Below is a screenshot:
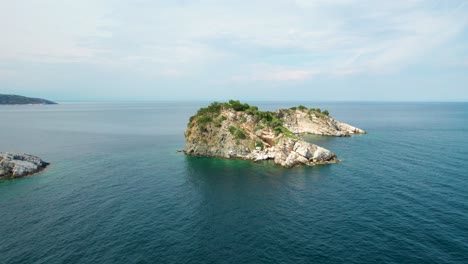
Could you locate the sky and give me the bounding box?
[1,0,467,101]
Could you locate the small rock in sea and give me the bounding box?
[0,152,49,179]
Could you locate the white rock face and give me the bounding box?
[247,138,336,168]
[0,152,49,179]
[278,109,366,136]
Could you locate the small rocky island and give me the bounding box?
[184,101,366,168]
[0,94,57,105]
[0,153,49,179]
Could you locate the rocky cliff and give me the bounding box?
[184,101,365,168]
[0,153,49,179]
[277,108,366,136]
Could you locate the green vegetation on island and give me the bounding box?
[290,105,329,117]
[189,100,305,139]
[188,100,335,143]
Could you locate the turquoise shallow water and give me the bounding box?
[1,102,467,264]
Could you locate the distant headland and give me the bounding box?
[0,94,57,105]
[184,100,366,168]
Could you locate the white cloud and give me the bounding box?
[0,0,467,82]
[225,0,468,80]
[232,64,321,81]
[0,0,119,65]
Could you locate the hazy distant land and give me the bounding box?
[0,94,57,105]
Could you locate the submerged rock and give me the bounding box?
[184,101,365,168]
[0,153,49,179]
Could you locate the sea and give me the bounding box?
[0,102,467,264]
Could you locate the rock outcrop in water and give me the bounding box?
[0,153,49,179]
[184,101,365,168]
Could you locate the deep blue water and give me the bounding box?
[1,102,467,264]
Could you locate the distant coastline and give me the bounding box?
[0,94,57,105]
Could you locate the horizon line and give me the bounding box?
[52,99,468,103]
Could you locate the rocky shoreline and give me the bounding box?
[0,153,49,179]
[184,101,365,168]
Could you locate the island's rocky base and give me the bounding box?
[186,135,337,168]
[0,153,49,179]
[184,101,365,168]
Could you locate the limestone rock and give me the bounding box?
[277,109,366,136]
[0,152,49,179]
[272,138,336,167]
[184,101,364,168]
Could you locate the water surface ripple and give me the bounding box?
[1,102,467,263]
